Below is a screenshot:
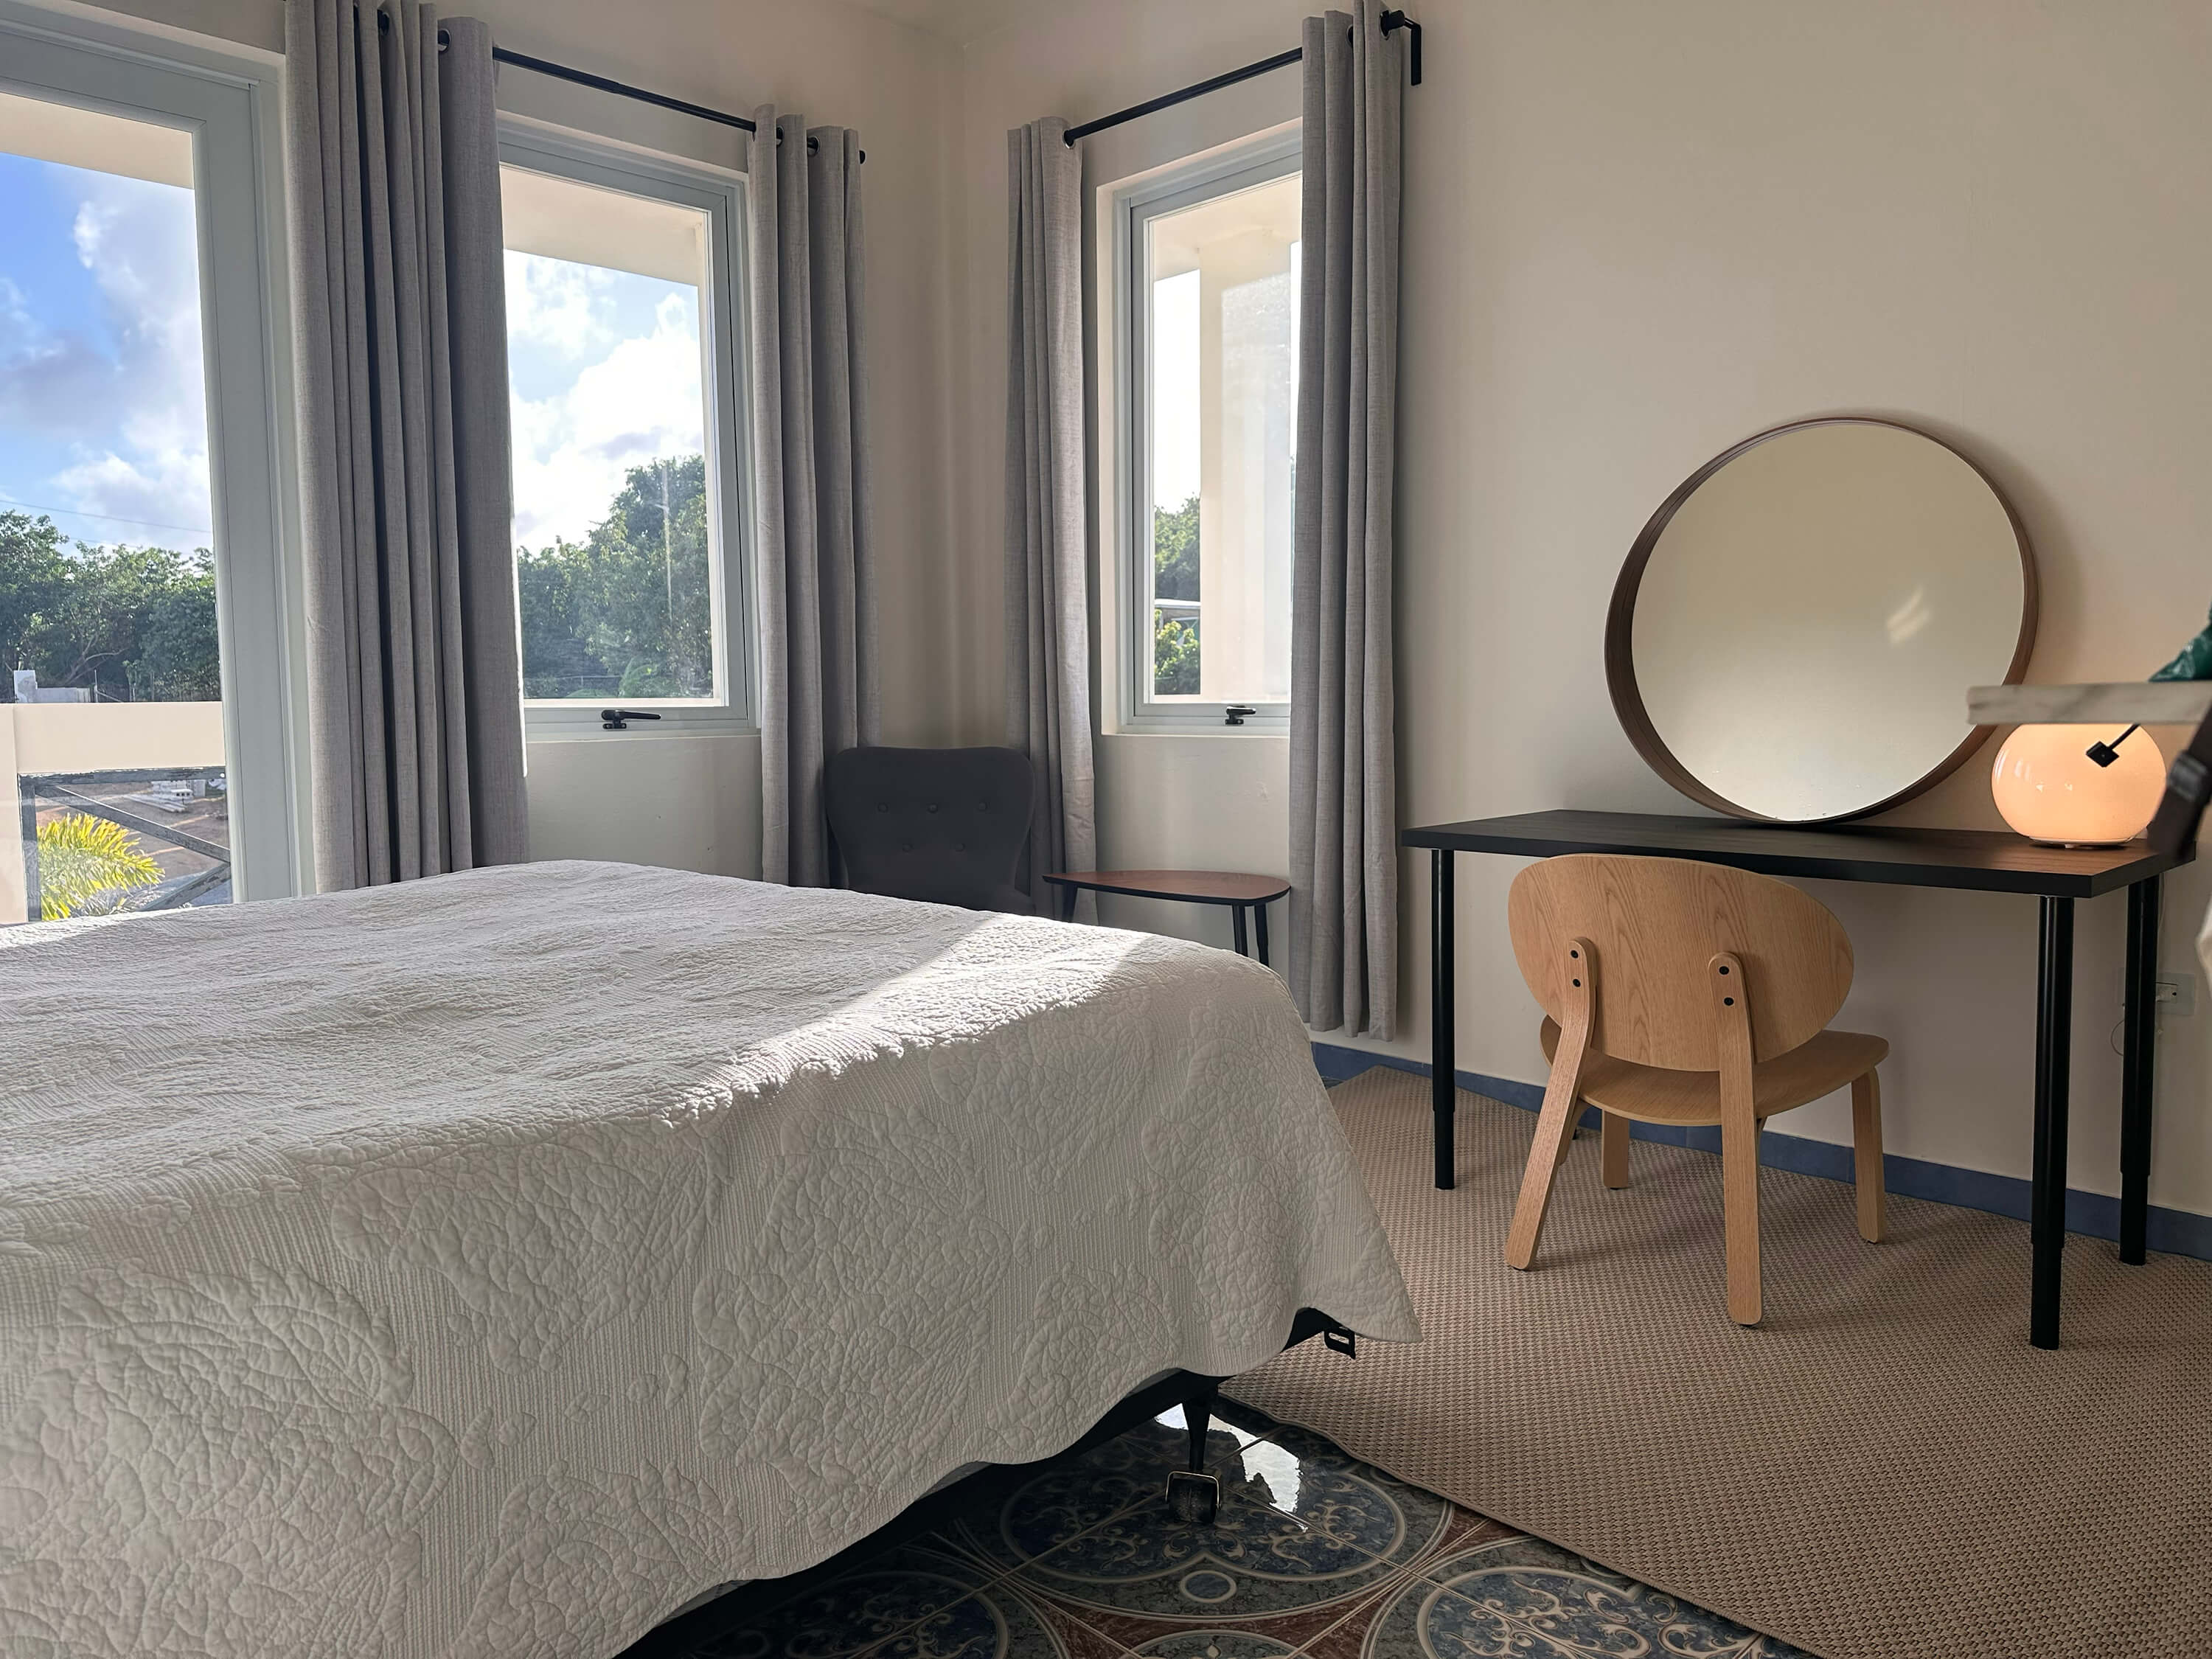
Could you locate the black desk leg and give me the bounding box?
[2120,874,2163,1265]
[1433,849,1456,1190]
[1232,905,1250,958]
[1254,900,1270,968]
[1060,885,1078,922]
[2031,894,2076,1351]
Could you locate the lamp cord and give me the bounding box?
[2087,723,2142,768]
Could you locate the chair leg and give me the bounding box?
[1506,1054,1587,1270]
[1508,939,1596,1273]
[1721,1105,1762,1326]
[1601,1110,1630,1189]
[1851,1068,1886,1244]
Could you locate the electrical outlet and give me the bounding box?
[2117,970,2197,1015]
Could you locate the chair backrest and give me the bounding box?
[824,745,1036,913]
[1506,854,1853,1068]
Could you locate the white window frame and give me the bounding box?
[1109,128,1301,737]
[0,4,304,902]
[497,124,756,739]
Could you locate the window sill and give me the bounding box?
[523,703,758,741]
[1113,711,1290,738]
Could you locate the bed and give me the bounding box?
[0,860,1416,1659]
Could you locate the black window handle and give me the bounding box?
[1224,705,1256,727]
[600,708,664,731]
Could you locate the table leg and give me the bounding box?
[1254,899,1270,968]
[1232,904,1250,957]
[1060,884,1078,922]
[1433,849,1456,1190]
[2120,874,2162,1265]
[2031,894,2075,1351]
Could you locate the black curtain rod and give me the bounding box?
[364,8,861,160]
[1063,10,1423,146]
[489,43,864,162]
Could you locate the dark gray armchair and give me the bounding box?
[824,746,1036,914]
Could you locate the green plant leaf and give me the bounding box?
[36,812,164,921]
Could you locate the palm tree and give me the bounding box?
[36,813,163,920]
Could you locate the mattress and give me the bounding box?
[0,860,1416,1658]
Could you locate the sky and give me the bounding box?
[504,251,704,552]
[0,150,214,551]
[0,139,706,563]
[1152,269,1200,511]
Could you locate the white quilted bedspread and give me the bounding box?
[0,860,1416,1658]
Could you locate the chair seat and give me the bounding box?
[1540,1018,1889,1126]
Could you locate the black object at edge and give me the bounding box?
[1062,10,1424,146]
[2149,710,2212,858]
[599,709,664,731]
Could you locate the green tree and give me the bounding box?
[0,514,220,703]
[0,511,70,684]
[1153,611,1200,695]
[36,813,164,919]
[515,454,712,699]
[1150,494,1201,694]
[1152,494,1199,602]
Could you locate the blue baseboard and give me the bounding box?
[1310,1041,2212,1264]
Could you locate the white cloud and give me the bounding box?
[0,170,212,547]
[504,252,615,359]
[509,286,704,549]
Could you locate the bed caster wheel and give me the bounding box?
[1165,1470,1220,1526]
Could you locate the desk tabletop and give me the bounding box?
[1043,869,1291,903]
[1402,809,2188,897]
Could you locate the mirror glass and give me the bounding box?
[1610,420,2035,823]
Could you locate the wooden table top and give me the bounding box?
[1043,869,1291,903]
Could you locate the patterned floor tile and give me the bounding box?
[1383,1534,1816,1658]
[1216,1423,1460,1560]
[678,1540,996,1659]
[950,1417,1458,1641]
[654,1411,1803,1659]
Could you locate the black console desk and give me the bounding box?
[1402,809,2191,1349]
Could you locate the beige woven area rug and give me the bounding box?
[1227,1066,2212,1659]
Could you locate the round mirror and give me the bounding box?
[1607,417,2037,824]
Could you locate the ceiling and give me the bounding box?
[839,0,1089,47]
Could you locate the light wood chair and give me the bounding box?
[1502,853,1888,1326]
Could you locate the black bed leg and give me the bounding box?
[1165,1377,1221,1526]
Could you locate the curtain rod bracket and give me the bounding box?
[1381,10,1423,86]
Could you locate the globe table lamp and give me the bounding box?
[1991,723,2166,846]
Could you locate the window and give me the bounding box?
[1114,134,1301,731]
[0,17,293,925]
[498,131,750,734]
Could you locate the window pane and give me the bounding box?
[1144,171,1300,706]
[501,165,716,703]
[0,90,230,925]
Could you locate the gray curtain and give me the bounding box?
[1004,118,1096,917]
[750,110,877,887]
[284,0,525,892]
[1289,1,1405,1037]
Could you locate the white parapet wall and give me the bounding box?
[1,702,226,925]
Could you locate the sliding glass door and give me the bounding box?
[0,19,293,924]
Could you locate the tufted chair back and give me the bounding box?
[824,746,1037,914]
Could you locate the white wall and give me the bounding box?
[55,0,966,883]
[950,1,2212,1221]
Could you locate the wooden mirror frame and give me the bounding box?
[1604,416,2039,825]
